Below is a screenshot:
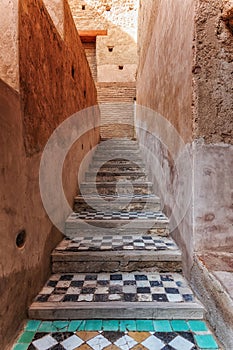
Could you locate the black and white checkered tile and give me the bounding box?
[56,235,178,252]
[68,211,168,221]
[35,273,194,303]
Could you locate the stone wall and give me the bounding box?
[136,0,195,275]
[0,1,99,348]
[136,0,233,275]
[97,82,136,138]
[68,0,138,83]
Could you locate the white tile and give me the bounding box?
[33,335,57,350]
[61,335,84,350]
[95,287,109,294]
[136,280,150,287]
[40,287,54,294]
[78,294,93,302]
[138,294,152,302]
[72,274,86,280]
[167,294,183,302]
[150,287,165,294]
[147,274,161,281]
[110,280,123,286]
[49,274,61,281]
[87,334,111,350]
[56,281,71,288]
[114,335,137,350]
[66,287,81,294]
[141,335,164,350]
[169,335,194,350]
[109,294,122,301]
[48,294,64,302]
[97,273,110,281]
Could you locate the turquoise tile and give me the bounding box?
[13,344,29,350]
[68,320,85,332]
[85,320,103,331]
[153,320,172,332]
[38,321,57,332]
[188,320,208,332]
[25,320,41,332]
[171,320,189,331]
[102,320,119,331]
[194,334,218,349]
[119,320,137,332]
[17,331,35,344]
[136,320,154,331]
[53,321,69,331]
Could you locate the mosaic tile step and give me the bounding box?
[29,273,204,320]
[86,173,147,182]
[65,211,169,237]
[52,236,182,274]
[74,194,161,212]
[54,235,180,253]
[14,319,220,349]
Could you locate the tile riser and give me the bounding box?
[65,227,169,237]
[86,175,147,182]
[29,303,204,320]
[79,189,153,195]
[74,203,161,212]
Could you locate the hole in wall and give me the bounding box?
[84,90,86,98]
[129,6,134,10]
[108,46,114,52]
[106,5,111,11]
[82,5,86,10]
[71,65,75,79]
[134,97,136,101]
[119,65,124,70]
[82,143,84,150]
[16,230,26,249]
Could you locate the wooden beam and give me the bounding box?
[78,30,108,43]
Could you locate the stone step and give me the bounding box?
[97,144,139,150]
[74,194,161,211]
[65,211,169,237]
[90,165,145,173]
[79,182,153,195]
[52,236,182,274]
[29,272,204,320]
[86,172,147,182]
[91,160,145,168]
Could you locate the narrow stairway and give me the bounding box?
[29,139,204,321]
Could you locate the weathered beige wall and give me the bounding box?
[136,0,233,277]
[0,0,99,348]
[43,0,64,37]
[136,0,195,276]
[69,0,138,82]
[193,0,233,145]
[0,0,19,90]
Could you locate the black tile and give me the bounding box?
[70,281,83,287]
[81,287,96,294]
[110,274,122,280]
[47,280,57,287]
[36,295,49,302]
[165,288,179,294]
[161,275,173,282]
[135,275,148,281]
[137,287,151,294]
[27,345,37,350]
[150,281,163,287]
[152,294,168,302]
[60,275,73,281]
[124,280,136,286]
[161,345,176,350]
[183,294,193,302]
[32,332,48,340]
[52,332,74,342]
[94,294,109,302]
[85,275,97,280]
[124,293,137,302]
[102,331,125,343]
[178,332,195,344]
[50,345,66,350]
[53,288,68,295]
[155,332,177,343]
[97,280,109,286]
[109,286,123,294]
[63,294,79,302]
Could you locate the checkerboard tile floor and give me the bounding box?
[76,194,158,199]
[55,236,178,252]
[68,211,168,221]
[34,273,194,303]
[13,320,220,349]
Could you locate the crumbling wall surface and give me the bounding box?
[136,0,195,276]
[0,1,99,348]
[193,0,233,145]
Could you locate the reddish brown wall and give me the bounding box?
[0,1,99,348]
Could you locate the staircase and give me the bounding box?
[29,139,204,320]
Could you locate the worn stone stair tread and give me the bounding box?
[52,236,182,273]
[74,194,160,201]
[28,272,204,320]
[80,181,153,187]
